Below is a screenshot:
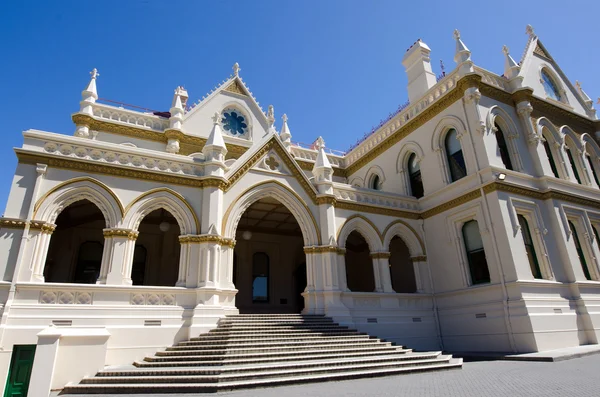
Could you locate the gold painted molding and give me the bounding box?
[421,189,482,219]
[103,228,139,240]
[0,218,27,229]
[316,196,337,206]
[335,200,420,219]
[296,159,347,178]
[303,245,339,254]
[411,255,428,262]
[29,221,56,234]
[370,252,391,259]
[178,235,236,247]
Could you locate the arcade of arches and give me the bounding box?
[41,197,419,308]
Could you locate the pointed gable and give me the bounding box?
[519,27,596,119]
[180,65,273,152]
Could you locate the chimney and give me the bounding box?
[402,40,437,103]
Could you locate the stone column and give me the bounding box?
[219,239,236,290]
[336,248,349,292]
[516,101,547,177]
[29,222,56,282]
[102,228,138,285]
[410,255,428,293]
[370,252,392,293]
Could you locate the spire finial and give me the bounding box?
[233,62,240,77]
[90,68,99,80]
[267,105,275,126]
[282,113,288,123]
[576,80,582,92]
[597,98,600,105]
[526,24,535,38]
[453,29,460,40]
[315,136,325,151]
[502,45,509,56]
[212,111,221,125]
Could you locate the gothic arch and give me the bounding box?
[223,181,320,246]
[123,188,198,234]
[431,115,467,152]
[582,133,600,157]
[486,106,523,171]
[365,165,385,190]
[396,141,425,174]
[34,177,123,228]
[382,220,425,256]
[337,215,383,252]
[348,176,364,187]
[560,126,583,152]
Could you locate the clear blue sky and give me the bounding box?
[1,0,598,213]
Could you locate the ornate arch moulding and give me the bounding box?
[336,214,384,252]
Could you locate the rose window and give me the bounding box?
[221,109,248,136]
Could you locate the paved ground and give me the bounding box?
[55,354,600,397]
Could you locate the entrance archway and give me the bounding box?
[233,197,306,313]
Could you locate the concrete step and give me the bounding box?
[134,349,414,367]
[193,330,363,339]
[170,338,383,350]
[63,359,463,394]
[181,334,372,345]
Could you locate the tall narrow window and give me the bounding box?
[494,124,514,170]
[593,225,600,247]
[543,139,560,178]
[252,252,270,302]
[408,153,424,198]
[462,220,490,284]
[587,155,600,187]
[370,174,381,190]
[517,215,542,279]
[445,129,467,182]
[568,221,592,280]
[566,148,582,184]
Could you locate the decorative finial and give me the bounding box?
[267,105,275,126]
[526,24,535,37]
[453,29,460,40]
[576,81,582,92]
[212,112,221,124]
[90,68,99,79]
[440,60,446,76]
[233,62,240,77]
[502,45,509,55]
[597,98,600,105]
[315,136,325,150]
[282,114,288,123]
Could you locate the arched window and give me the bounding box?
[494,124,513,170]
[517,215,542,279]
[462,220,490,284]
[445,129,467,182]
[408,153,424,198]
[370,174,381,190]
[389,236,416,293]
[252,252,270,302]
[586,155,600,187]
[542,138,560,178]
[344,231,376,292]
[541,69,563,102]
[565,146,582,184]
[568,221,591,280]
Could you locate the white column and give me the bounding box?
[176,237,191,287]
[410,256,427,293]
[104,229,138,285]
[371,252,393,293]
[336,249,349,292]
[29,223,56,282]
[370,253,384,292]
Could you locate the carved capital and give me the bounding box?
[410,255,428,262]
[303,245,339,254]
[370,252,391,259]
[516,102,534,118]
[30,222,57,234]
[316,196,337,206]
[103,228,139,240]
[463,87,482,105]
[0,218,27,229]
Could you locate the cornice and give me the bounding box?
[421,189,482,219]
[296,159,347,178]
[335,200,421,219]
[316,196,337,206]
[345,74,481,176]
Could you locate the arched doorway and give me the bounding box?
[345,230,375,292]
[233,197,306,313]
[133,208,181,286]
[44,199,106,283]
[389,236,417,293]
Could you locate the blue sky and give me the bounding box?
[0,0,598,212]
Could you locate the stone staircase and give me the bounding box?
[62,314,462,394]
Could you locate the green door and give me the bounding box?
[4,345,36,397]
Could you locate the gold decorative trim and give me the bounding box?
[296,159,347,178]
[124,187,201,233]
[370,252,391,259]
[179,235,236,247]
[411,255,427,262]
[103,228,139,240]
[336,214,384,245]
[0,218,27,229]
[29,221,56,234]
[381,219,426,254]
[221,179,322,244]
[164,129,185,140]
[224,81,247,96]
[33,176,125,218]
[335,200,420,219]
[303,245,339,254]
[421,189,482,219]
[316,196,337,206]
[345,74,481,176]
[336,248,346,255]
[533,43,551,60]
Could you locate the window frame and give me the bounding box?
[517,214,543,279]
[444,128,467,183]
[461,220,491,285]
[407,152,424,198]
[494,123,514,171]
[568,220,592,281]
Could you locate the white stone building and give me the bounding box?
[1,25,600,394]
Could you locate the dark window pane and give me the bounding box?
[568,221,591,280]
[543,139,560,178]
[445,129,467,182]
[587,156,600,187]
[518,215,542,279]
[566,148,582,184]
[252,252,269,302]
[462,221,490,284]
[408,153,424,198]
[494,124,513,170]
